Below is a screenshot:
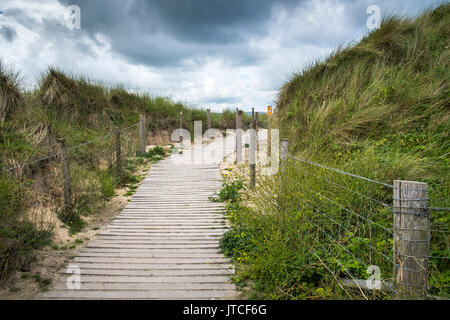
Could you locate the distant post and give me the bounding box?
[249,118,256,188]
[115,126,122,182]
[139,114,146,155]
[393,180,430,297]
[236,110,243,164]
[267,106,273,156]
[207,109,211,129]
[255,112,259,132]
[179,111,183,142]
[281,139,288,173]
[179,112,183,130]
[58,138,72,212]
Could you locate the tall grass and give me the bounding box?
[221,4,449,299]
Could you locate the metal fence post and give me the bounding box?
[58,138,72,211]
[139,114,146,155]
[393,180,430,297]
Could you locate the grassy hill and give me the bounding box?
[221,4,449,299]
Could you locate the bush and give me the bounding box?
[215,178,244,203]
[98,169,116,200]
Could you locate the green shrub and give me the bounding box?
[215,178,244,203]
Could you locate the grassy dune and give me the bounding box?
[221,4,449,299]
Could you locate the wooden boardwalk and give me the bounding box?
[41,137,237,300]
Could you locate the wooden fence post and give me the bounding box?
[255,112,259,132]
[393,180,430,297]
[139,114,146,155]
[236,110,243,164]
[179,112,183,142]
[249,118,256,188]
[207,109,211,129]
[58,138,72,211]
[281,139,288,173]
[115,126,122,182]
[179,112,183,130]
[268,116,271,156]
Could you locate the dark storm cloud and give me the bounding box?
[56,0,303,67]
[60,0,301,42]
[0,25,17,42]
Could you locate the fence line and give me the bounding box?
[1,118,175,175]
[283,172,394,263]
[253,136,448,297]
[284,153,394,188]
[290,158,393,209]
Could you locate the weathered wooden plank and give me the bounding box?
[40,289,236,300]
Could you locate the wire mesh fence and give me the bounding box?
[252,139,449,298]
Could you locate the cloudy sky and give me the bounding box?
[0,0,443,112]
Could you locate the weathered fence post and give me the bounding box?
[281,139,288,173]
[393,180,430,297]
[207,109,211,129]
[179,111,183,142]
[58,138,72,211]
[236,110,243,164]
[267,115,271,156]
[255,112,259,153]
[139,114,146,155]
[249,118,256,188]
[179,111,183,130]
[115,126,122,182]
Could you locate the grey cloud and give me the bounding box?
[55,0,304,68]
[4,7,41,30]
[2,0,438,109]
[0,25,17,42]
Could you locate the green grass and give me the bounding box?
[31,272,52,291]
[221,4,450,300]
[0,174,52,284]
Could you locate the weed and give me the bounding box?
[32,272,52,291]
[213,178,244,203]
